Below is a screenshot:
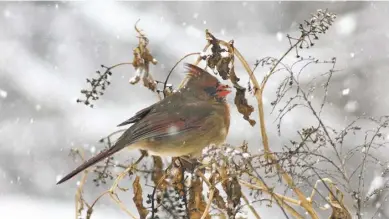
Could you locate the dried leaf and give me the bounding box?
[207,53,222,70]
[189,175,209,219]
[209,172,226,210]
[205,29,226,71]
[234,87,256,126]
[204,30,255,127]
[220,167,242,217]
[152,156,168,191]
[133,176,149,219]
[216,57,231,80]
[227,177,242,207]
[229,67,241,86]
[171,158,184,196]
[131,19,158,92]
[143,76,157,92]
[328,187,352,219]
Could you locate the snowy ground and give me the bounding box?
[1,1,389,218]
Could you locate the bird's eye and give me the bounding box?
[204,86,217,96]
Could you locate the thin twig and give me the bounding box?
[242,193,261,219]
[200,188,215,219]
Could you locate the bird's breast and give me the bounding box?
[221,102,231,135]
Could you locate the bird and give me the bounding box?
[57,63,231,184]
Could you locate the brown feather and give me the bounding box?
[57,63,231,184]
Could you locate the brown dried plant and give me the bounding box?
[68,9,389,219]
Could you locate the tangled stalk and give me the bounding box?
[68,9,389,219]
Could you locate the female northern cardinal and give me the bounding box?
[57,63,231,184]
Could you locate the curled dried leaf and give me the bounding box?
[216,57,231,80]
[234,87,256,126]
[209,172,226,210]
[229,67,241,87]
[204,30,255,126]
[212,189,226,212]
[205,29,226,71]
[130,20,158,92]
[226,176,242,208]
[328,187,352,219]
[152,156,168,191]
[208,53,222,70]
[171,158,185,196]
[219,167,242,217]
[189,175,209,219]
[143,77,157,92]
[133,176,149,219]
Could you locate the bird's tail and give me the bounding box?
[56,144,124,185]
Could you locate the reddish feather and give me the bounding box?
[184,63,204,77]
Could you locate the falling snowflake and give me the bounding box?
[0,89,7,98]
[56,175,63,183]
[344,100,359,113]
[350,52,355,58]
[276,32,283,42]
[336,14,357,36]
[342,88,350,96]
[90,146,96,154]
[193,13,199,19]
[3,10,11,18]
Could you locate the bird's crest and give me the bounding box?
[184,63,206,78]
[183,63,221,89]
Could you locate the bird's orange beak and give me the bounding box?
[216,84,232,97]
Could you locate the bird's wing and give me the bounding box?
[117,104,155,127]
[116,89,186,127]
[117,100,214,144]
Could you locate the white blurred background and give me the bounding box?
[1,1,389,218]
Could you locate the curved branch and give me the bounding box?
[163,52,201,97]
